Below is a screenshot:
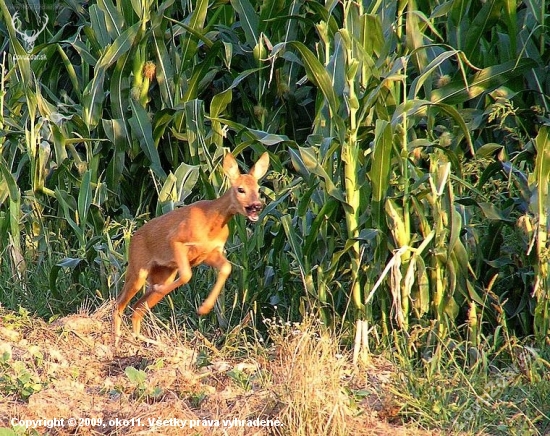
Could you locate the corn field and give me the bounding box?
[0,0,549,353]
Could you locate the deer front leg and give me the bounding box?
[198,250,232,315]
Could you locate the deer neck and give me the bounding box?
[205,189,239,229]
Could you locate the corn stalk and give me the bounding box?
[532,127,550,342]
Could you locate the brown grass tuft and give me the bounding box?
[266,316,350,436]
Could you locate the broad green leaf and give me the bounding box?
[431,59,537,105]
[210,89,232,147]
[414,255,430,316]
[83,23,139,127]
[448,209,462,258]
[0,157,21,253]
[152,31,175,108]
[230,0,260,48]
[281,214,315,298]
[158,163,200,210]
[97,23,140,69]
[370,119,392,203]
[77,170,93,227]
[0,2,32,85]
[291,146,346,203]
[326,32,346,103]
[272,41,339,117]
[110,54,132,141]
[55,189,84,246]
[464,0,502,63]
[82,68,106,128]
[243,129,289,146]
[450,0,469,27]
[502,0,518,55]
[184,99,208,165]
[181,41,220,102]
[173,162,200,202]
[532,126,550,285]
[179,0,209,69]
[98,0,125,39]
[129,99,166,179]
[152,109,176,147]
[89,5,111,47]
[67,36,97,66]
[408,49,460,100]
[478,202,514,222]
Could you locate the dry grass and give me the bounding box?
[0,304,436,435]
[265,317,350,436]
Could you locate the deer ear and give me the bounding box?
[223,153,241,182]
[249,152,269,180]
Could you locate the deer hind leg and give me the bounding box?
[130,265,178,339]
[198,250,232,316]
[113,266,148,347]
[150,241,193,296]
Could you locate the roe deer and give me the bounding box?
[113,152,270,347]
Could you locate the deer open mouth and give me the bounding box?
[245,204,262,222]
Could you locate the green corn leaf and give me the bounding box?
[281,214,315,298]
[463,0,502,64]
[110,53,132,141]
[184,99,208,165]
[0,2,32,85]
[450,0,469,27]
[97,23,140,69]
[89,5,111,47]
[370,119,392,203]
[430,58,537,105]
[98,0,125,40]
[304,198,339,259]
[502,0,518,55]
[0,157,22,254]
[230,0,260,48]
[173,162,200,203]
[152,109,176,147]
[180,0,209,68]
[67,36,98,66]
[408,49,461,100]
[533,126,550,288]
[210,89,232,147]
[182,41,220,102]
[158,162,199,213]
[83,23,139,127]
[272,41,339,117]
[369,119,392,227]
[414,255,430,316]
[77,170,93,228]
[55,189,84,247]
[152,31,175,108]
[290,146,346,204]
[478,202,514,222]
[448,208,462,258]
[82,68,106,128]
[103,118,128,191]
[129,99,167,179]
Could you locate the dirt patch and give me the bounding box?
[0,305,437,435]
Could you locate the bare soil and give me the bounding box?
[0,305,438,435]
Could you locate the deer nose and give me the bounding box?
[245,201,263,215]
[251,201,263,211]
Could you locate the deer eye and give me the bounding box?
[237,187,245,194]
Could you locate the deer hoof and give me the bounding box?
[197,305,212,316]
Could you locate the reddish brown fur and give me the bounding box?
[113,152,270,347]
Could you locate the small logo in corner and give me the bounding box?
[11,12,49,53]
